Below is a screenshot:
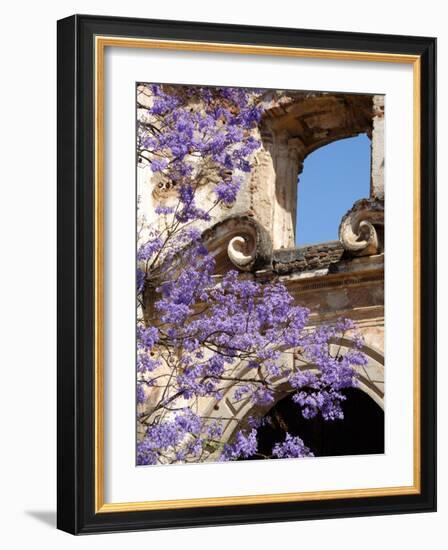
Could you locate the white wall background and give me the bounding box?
[0,0,444,546]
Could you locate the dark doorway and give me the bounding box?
[246,388,384,459]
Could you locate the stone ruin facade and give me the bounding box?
[137,87,385,450]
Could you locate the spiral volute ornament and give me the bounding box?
[339,198,384,257]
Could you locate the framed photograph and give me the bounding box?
[57,14,436,534]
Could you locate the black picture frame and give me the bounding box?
[57,14,436,534]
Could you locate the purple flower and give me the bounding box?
[292,389,347,420]
[144,423,182,450]
[272,433,314,459]
[137,237,163,262]
[137,439,158,465]
[136,267,145,294]
[221,429,258,461]
[179,185,194,204]
[175,411,202,435]
[137,325,159,350]
[252,387,275,406]
[154,205,175,215]
[151,158,169,172]
[137,352,160,373]
[214,179,240,205]
[136,383,146,404]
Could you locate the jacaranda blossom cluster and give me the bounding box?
[136,84,365,465]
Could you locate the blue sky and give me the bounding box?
[295,134,371,246]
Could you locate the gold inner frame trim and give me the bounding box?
[94,35,421,513]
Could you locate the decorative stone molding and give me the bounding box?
[272,241,345,275]
[202,338,384,455]
[202,215,272,272]
[339,198,384,257]
[151,171,178,199]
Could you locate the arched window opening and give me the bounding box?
[240,387,384,460]
[295,134,371,247]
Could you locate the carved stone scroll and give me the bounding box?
[339,198,384,257]
[202,215,273,272]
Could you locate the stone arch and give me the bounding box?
[250,92,384,249]
[203,338,384,453]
